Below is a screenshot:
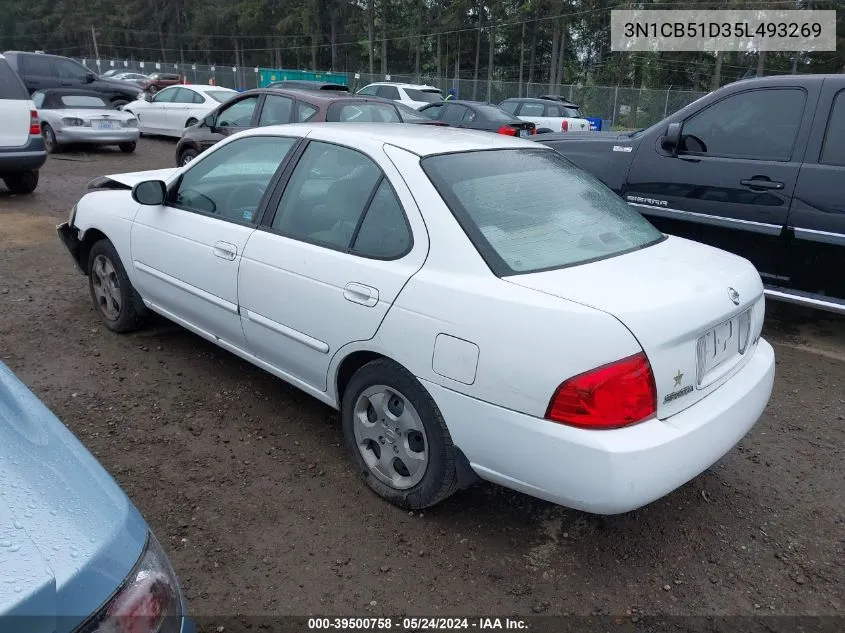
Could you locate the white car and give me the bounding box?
[499,97,590,133]
[357,82,443,109]
[0,52,45,193]
[122,84,237,138]
[57,124,775,514]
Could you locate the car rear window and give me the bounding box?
[404,88,442,103]
[60,95,109,108]
[422,149,664,275]
[0,59,28,100]
[207,91,235,103]
[328,102,400,123]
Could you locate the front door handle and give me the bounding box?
[740,177,784,191]
[344,282,379,307]
[212,241,237,260]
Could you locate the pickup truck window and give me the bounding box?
[422,149,664,275]
[820,90,845,167]
[680,88,805,162]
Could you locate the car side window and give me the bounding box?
[54,58,88,80]
[420,104,444,120]
[217,96,259,127]
[21,54,54,77]
[545,104,564,117]
[296,102,319,122]
[357,85,379,96]
[258,95,294,125]
[171,136,297,223]
[171,88,196,104]
[376,85,401,100]
[820,90,845,167]
[440,104,468,125]
[680,88,806,161]
[153,88,178,103]
[500,101,518,114]
[351,180,412,259]
[271,141,382,250]
[190,90,205,104]
[520,102,545,116]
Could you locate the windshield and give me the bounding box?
[422,149,664,275]
[207,90,235,103]
[60,95,109,108]
[405,88,442,103]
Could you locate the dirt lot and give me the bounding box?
[1,139,843,623]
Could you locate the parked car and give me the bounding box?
[100,68,124,78]
[0,53,45,194]
[394,101,449,127]
[57,123,774,515]
[140,72,182,93]
[499,97,590,133]
[266,80,349,92]
[175,88,435,166]
[113,71,150,84]
[33,89,139,153]
[0,361,194,632]
[418,100,536,137]
[123,84,237,139]
[535,74,845,315]
[357,82,443,108]
[2,51,141,107]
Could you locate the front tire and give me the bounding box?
[342,358,459,509]
[178,147,198,166]
[118,141,136,153]
[87,240,146,333]
[3,170,39,194]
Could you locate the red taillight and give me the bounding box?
[29,110,40,136]
[545,352,657,430]
[497,125,518,136]
[561,120,569,132]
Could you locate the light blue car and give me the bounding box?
[0,361,194,633]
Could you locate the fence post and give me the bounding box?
[568,84,574,101]
[611,86,618,128]
[663,88,671,118]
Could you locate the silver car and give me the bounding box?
[33,89,140,153]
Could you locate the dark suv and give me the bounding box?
[3,51,140,107]
[0,53,45,194]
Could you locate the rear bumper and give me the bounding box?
[0,135,47,174]
[423,339,775,514]
[56,128,139,145]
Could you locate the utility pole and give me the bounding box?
[90,26,100,60]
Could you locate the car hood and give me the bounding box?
[90,167,180,191]
[0,363,147,632]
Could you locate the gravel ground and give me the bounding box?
[1,139,843,624]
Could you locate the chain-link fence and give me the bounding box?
[80,58,708,130]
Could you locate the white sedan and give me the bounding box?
[122,84,237,138]
[56,124,775,514]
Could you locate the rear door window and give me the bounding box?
[20,54,54,77]
[820,90,845,167]
[376,85,401,100]
[258,94,294,125]
[0,59,28,99]
[499,101,519,114]
[440,104,469,125]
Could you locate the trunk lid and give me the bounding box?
[505,236,766,419]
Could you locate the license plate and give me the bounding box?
[518,129,529,138]
[95,120,118,130]
[696,311,750,381]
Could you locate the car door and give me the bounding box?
[784,83,845,302]
[624,85,816,282]
[440,104,470,127]
[238,139,428,391]
[52,57,90,90]
[206,94,260,144]
[18,53,59,92]
[130,135,299,349]
[142,86,179,131]
[162,87,200,132]
[256,93,294,126]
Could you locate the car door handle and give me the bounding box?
[344,282,379,307]
[212,241,237,260]
[740,177,784,191]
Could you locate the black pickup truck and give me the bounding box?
[536,75,845,315]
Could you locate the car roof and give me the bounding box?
[239,87,393,104]
[364,82,441,91]
[174,84,235,93]
[237,122,545,157]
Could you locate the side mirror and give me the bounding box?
[203,114,216,128]
[84,72,96,84]
[661,122,682,153]
[132,180,167,206]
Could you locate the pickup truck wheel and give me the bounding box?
[342,358,459,510]
[3,171,39,194]
[41,124,59,154]
[118,142,136,153]
[87,240,146,333]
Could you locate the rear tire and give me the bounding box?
[3,171,39,194]
[87,239,147,333]
[118,142,137,153]
[42,124,59,154]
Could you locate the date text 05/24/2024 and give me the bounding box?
[307,618,528,630]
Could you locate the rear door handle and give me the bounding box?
[740,177,784,191]
[344,282,379,307]
[212,241,237,260]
